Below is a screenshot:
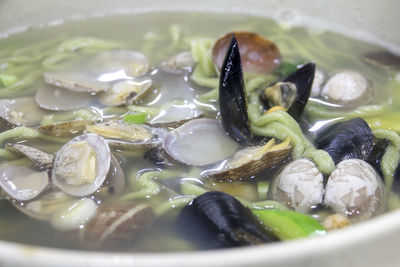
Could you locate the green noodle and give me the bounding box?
[248,93,335,174]
[0,127,40,146]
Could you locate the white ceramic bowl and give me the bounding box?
[1,1,400,266]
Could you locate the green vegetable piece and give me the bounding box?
[123,113,147,124]
[0,74,18,87]
[275,60,304,77]
[252,209,326,240]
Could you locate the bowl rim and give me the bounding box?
[1,207,400,266]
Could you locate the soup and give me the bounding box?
[0,12,399,252]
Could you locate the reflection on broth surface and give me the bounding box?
[0,12,400,252]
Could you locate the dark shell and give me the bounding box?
[363,51,400,69]
[260,63,315,121]
[366,138,390,178]
[176,191,275,249]
[315,118,374,165]
[219,35,253,145]
[82,203,154,248]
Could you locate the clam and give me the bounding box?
[324,159,385,220]
[160,51,195,74]
[212,31,281,74]
[320,71,371,105]
[35,85,94,111]
[162,118,239,166]
[176,191,275,249]
[363,50,400,69]
[310,68,325,97]
[86,120,167,151]
[0,98,48,126]
[50,197,98,231]
[270,158,324,212]
[5,143,54,169]
[88,50,150,78]
[11,186,72,221]
[52,133,111,197]
[81,203,154,248]
[260,63,315,121]
[99,79,152,107]
[39,119,99,136]
[43,71,111,93]
[204,138,292,180]
[218,34,253,145]
[0,165,49,201]
[315,118,374,164]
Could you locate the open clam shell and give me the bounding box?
[43,71,111,93]
[0,165,49,201]
[35,85,95,111]
[0,98,48,126]
[204,138,292,180]
[86,120,167,151]
[162,118,239,166]
[88,50,150,78]
[52,133,111,197]
[99,79,153,107]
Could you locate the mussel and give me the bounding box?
[260,62,315,121]
[176,191,275,249]
[315,118,374,165]
[218,34,253,145]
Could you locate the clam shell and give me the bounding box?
[35,85,95,111]
[82,203,154,248]
[99,79,152,107]
[11,186,72,221]
[162,118,239,166]
[212,31,281,74]
[5,143,54,169]
[160,51,194,74]
[0,98,48,126]
[88,50,150,78]
[0,165,49,201]
[52,133,111,197]
[204,138,292,180]
[39,119,98,136]
[86,120,166,151]
[43,71,111,93]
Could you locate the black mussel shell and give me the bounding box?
[284,63,315,120]
[393,164,400,193]
[260,63,315,121]
[176,191,275,249]
[315,118,374,165]
[219,34,253,145]
[366,138,390,178]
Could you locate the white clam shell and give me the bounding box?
[52,133,111,197]
[270,158,324,212]
[162,118,239,166]
[325,159,384,220]
[0,165,49,201]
